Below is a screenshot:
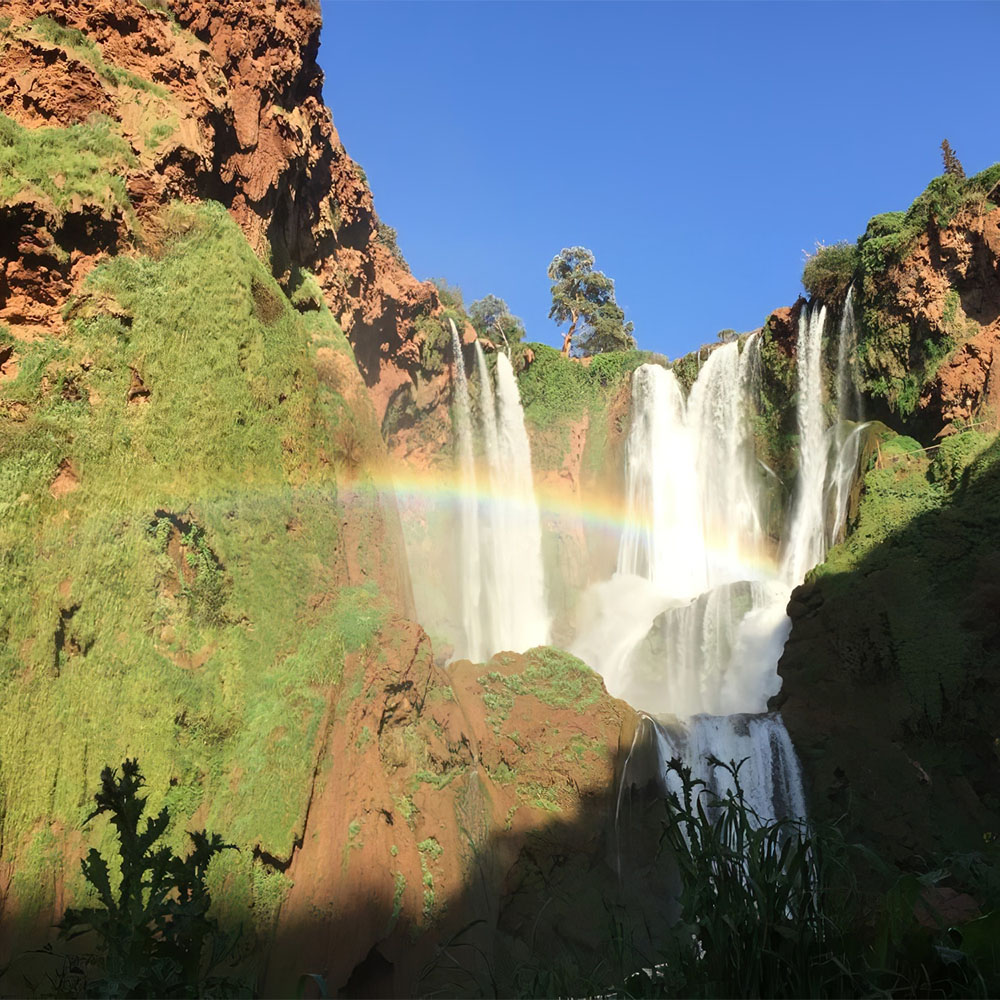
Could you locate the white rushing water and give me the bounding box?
[450,318,484,662]
[436,296,864,823]
[576,302,864,822]
[492,352,550,652]
[780,304,829,586]
[446,329,549,663]
[828,288,866,547]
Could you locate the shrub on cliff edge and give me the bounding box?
[801,241,858,305]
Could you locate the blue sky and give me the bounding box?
[318,1,998,359]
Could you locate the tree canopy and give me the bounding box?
[468,294,525,349]
[547,247,635,356]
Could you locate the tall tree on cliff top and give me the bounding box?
[468,295,525,351]
[941,139,965,179]
[547,247,635,356]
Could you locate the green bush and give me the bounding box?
[801,241,859,304]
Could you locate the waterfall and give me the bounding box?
[450,318,484,662]
[437,291,866,826]
[779,304,828,586]
[828,288,865,547]
[492,352,550,652]
[574,332,810,822]
[475,342,503,653]
[617,365,703,596]
[686,337,766,584]
[657,713,807,825]
[445,333,549,662]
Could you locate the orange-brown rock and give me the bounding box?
[765,296,806,357]
[0,0,440,418]
[263,631,665,998]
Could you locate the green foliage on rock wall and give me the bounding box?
[851,165,999,421]
[816,429,1000,727]
[0,112,137,224]
[801,241,859,305]
[517,343,655,470]
[0,202,389,951]
[29,16,167,94]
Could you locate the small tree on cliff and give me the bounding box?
[468,294,526,351]
[941,139,965,179]
[547,247,635,356]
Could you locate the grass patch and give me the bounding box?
[417,838,443,922]
[0,201,385,951]
[30,16,168,95]
[0,112,136,225]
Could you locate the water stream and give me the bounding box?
[433,296,862,823]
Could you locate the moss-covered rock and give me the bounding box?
[0,202,405,966]
[778,429,1000,870]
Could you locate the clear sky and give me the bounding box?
[317,1,998,360]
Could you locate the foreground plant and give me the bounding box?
[657,755,993,999]
[55,759,242,998]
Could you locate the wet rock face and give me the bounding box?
[0,0,438,415]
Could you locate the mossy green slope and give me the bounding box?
[782,427,1000,867]
[0,202,392,945]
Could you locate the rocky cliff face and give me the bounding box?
[773,188,1000,872]
[858,205,1000,435]
[0,4,657,995]
[0,0,443,421]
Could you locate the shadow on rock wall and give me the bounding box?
[775,434,1000,868]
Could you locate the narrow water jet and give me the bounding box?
[780,304,828,586]
[450,318,484,662]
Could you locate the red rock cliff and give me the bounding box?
[0,0,438,419]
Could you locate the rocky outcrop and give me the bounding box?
[776,431,1000,867]
[0,0,440,418]
[265,636,667,998]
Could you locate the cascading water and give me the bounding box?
[450,318,484,662]
[575,310,868,821]
[585,294,867,823]
[616,365,702,595]
[441,329,549,663]
[492,352,550,652]
[416,291,865,829]
[780,304,829,586]
[475,341,503,653]
[827,287,866,547]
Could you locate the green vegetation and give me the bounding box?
[375,220,407,269]
[0,112,137,226]
[516,342,655,469]
[790,158,1000,421]
[477,648,604,733]
[0,201,389,952]
[510,756,1000,998]
[55,760,240,998]
[468,295,526,348]
[515,781,561,814]
[801,241,858,304]
[30,16,167,95]
[547,246,635,356]
[417,838,443,923]
[387,871,406,932]
[816,428,1000,728]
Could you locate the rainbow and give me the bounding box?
[340,465,783,579]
